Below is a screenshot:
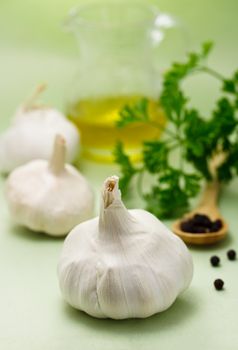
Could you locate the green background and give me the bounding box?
[0,0,238,349]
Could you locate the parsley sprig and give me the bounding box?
[114,42,238,218]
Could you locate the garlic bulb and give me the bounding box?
[58,176,193,319]
[0,84,79,173]
[5,135,94,236]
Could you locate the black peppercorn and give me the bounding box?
[180,221,194,233]
[227,249,236,261]
[193,226,207,233]
[210,219,223,232]
[210,256,220,267]
[193,214,212,227]
[214,279,224,290]
[180,213,223,234]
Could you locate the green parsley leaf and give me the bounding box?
[116,98,149,128]
[143,140,169,173]
[113,142,137,194]
[114,42,238,218]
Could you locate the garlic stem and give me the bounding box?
[99,176,134,238]
[49,135,66,175]
[103,176,119,208]
[24,83,47,111]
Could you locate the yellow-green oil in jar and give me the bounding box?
[67,96,166,162]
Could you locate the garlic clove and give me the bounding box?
[58,176,193,319]
[0,85,79,174]
[5,135,94,236]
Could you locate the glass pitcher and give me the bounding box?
[65,0,179,162]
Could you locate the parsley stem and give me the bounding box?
[168,142,180,151]
[147,120,177,138]
[200,66,225,81]
[136,169,145,199]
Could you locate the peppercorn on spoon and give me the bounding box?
[172,181,228,245]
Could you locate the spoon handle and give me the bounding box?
[198,181,220,213]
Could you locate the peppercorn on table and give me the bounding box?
[1,0,238,349]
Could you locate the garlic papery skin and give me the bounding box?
[0,85,79,174]
[58,176,193,319]
[5,135,94,237]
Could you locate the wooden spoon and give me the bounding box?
[172,181,228,245]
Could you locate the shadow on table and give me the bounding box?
[9,222,64,242]
[62,289,198,335]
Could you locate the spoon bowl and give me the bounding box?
[172,181,228,245]
[172,216,228,245]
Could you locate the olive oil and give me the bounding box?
[67,96,166,162]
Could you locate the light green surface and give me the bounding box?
[1,165,238,350]
[1,1,238,349]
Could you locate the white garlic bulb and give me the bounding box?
[58,176,193,319]
[5,135,94,236]
[0,84,79,173]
